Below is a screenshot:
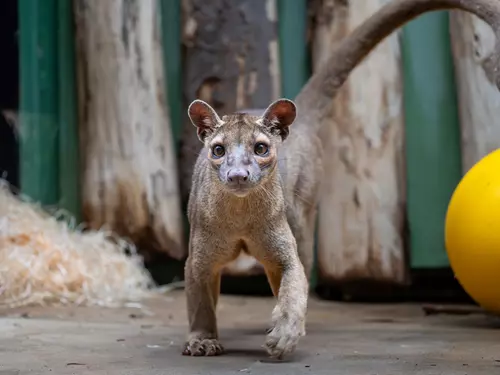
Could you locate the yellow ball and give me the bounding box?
[445,148,500,313]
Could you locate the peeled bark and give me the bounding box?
[450,11,500,172]
[180,0,281,276]
[312,0,408,285]
[75,0,185,259]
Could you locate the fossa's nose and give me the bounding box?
[227,168,250,184]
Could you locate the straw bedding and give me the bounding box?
[0,181,156,308]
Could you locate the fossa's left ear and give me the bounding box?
[261,99,296,140]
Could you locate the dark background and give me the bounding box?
[0,0,19,189]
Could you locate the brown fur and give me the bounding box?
[182,0,500,359]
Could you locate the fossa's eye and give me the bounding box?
[212,144,225,158]
[254,142,269,156]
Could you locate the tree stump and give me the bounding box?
[179,0,281,276]
[74,0,185,260]
[311,0,408,285]
[450,11,500,172]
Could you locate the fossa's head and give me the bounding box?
[188,99,297,197]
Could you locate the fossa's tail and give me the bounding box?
[297,0,500,108]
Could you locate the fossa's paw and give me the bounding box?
[182,338,224,356]
[265,314,305,359]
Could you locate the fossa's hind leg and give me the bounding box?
[287,206,317,282]
[297,207,317,283]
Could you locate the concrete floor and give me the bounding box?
[0,290,499,375]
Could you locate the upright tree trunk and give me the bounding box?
[449,11,500,172]
[312,0,408,285]
[74,0,185,259]
[180,0,281,276]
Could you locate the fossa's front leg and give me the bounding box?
[183,234,230,356]
[251,222,309,359]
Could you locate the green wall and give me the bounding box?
[19,0,80,223]
[401,12,462,268]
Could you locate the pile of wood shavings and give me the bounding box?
[0,182,156,308]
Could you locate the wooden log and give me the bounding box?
[179,0,281,276]
[74,0,185,259]
[311,0,408,285]
[449,11,500,172]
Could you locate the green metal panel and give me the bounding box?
[277,0,310,99]
[159,0,182,150]
[401,12,462,268]
[277,0,316,286]
[19,0,60,205]
[158,0,189,243]
[157,0,188,284]
[57,0,81,222]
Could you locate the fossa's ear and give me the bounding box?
[188,100,221,142]
[261,99,296,140]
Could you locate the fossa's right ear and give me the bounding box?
[188,100,221,142]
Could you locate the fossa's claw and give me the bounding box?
[182,338,224,357]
